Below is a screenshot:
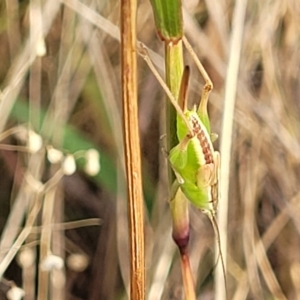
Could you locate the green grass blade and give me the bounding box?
[149,0,183,41]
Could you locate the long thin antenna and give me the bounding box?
[209,213,227,299]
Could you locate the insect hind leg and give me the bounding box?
[182,36,213,132]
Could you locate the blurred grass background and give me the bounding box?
[0,0,300,299]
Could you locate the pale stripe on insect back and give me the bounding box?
[189,115,214,165]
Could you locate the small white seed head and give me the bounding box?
[84,149,100,176]
[40,254,64,271]
[6,287,25,300]
[28,130,42,153]
[67,253,89,272]
[47,146,63,164]
[17,248,35,268]
[62,154,76,175]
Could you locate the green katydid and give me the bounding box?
[138,37,225,288]
[169,67,220,217]
[138,37,220,216]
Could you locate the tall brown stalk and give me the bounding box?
[120,0,145,299]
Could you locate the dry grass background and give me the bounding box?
[0,0,300,299]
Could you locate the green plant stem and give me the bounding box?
[170,183,195,300]
[163,16,196,300]
[165,41,183,169]
[148,0,196,297]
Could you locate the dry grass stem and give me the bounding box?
[121,0,145,298]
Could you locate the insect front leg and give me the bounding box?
[169,134,192,173]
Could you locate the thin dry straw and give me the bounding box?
[216,0,248,299]
[147,228,175,300]
[0,0,60,133]
[61,0,164,72]
[0,193,43,279]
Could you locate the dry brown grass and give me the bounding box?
[0,0,299,299]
